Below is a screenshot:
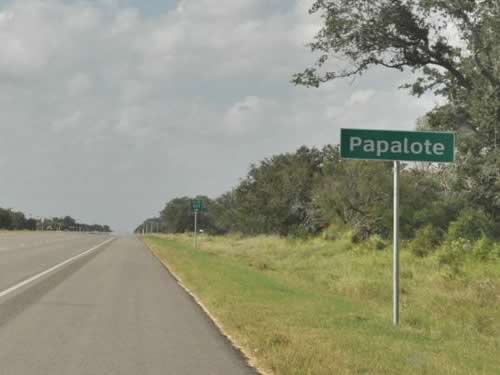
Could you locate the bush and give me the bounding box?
[472,236,495,261]
[341,230,356,243]
[321,223,348,241]
[287,225,310,240]
[447,208,494,241]
[437,239,471,278]
[353,235,387,254]
[408,225,442,257]
[370,235,387,251]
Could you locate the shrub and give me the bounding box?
[322,224,338,241]
[437,239,471,278]
[321,223,348,241]
[340,230,356,243]
[353,235,387,254]
[287,225,310,240]
[370,235,387,251]
[447,208,494,241]
[408,225,442,257]
[472,236,495,261]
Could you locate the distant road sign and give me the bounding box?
[192,199,207,213]
[192,199,203,210]
[341,128,455,163]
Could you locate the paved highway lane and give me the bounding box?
[0,234,256,375]
[0,232,112,292]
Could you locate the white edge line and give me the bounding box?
[0,237,115,299]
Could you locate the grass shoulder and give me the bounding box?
[144,234,500,375]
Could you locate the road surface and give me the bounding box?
[0,232,256,375]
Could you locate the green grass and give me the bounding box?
[145,234,500,375]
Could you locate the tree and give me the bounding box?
[63,216,76,230]
[0,208,11,229]
[160,197,196,233]
[294,0,500,145]
[235,146,325,235]
[211,191,240,234]
[295,0,500,224]
[9,211,27,230]
[314,159,393,239]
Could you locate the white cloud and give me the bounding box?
[347,89,376,106]
[51,111,82,132]
[0,0,437,231]
[223,96,269,134]
[67,73,93,95]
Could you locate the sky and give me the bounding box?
[0,0,441,232]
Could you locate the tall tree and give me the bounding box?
[295,0,500,221]
[160,197,196,233]
[235,146,325,235]
[0,208,11,229]
[9,211,27,230]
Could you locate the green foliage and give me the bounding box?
[352,235,387,254]
[437,239,471,278]
[368,235,387,251]
[447,208,495,241]
[0,208,111,232]
[321,223,348,241]
[295,0,500,227]
[408,225,442,257]
[0,208,12,229]
[210,192,239,234]
[294,0,488,91]
[286,225,310,240]
[147,234,500,374]
[151,145,486,242]
[472,236,495,261]
[314,159,393,240]
[234,146,329,235]
[159,197,195,234]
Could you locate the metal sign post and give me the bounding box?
[340,128,455,326]
[191,199,207,249]
[194,210,198,248]
[393,161,400,326]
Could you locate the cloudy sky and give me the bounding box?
[0,0,440,232]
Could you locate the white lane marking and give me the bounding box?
[0,237,115,299]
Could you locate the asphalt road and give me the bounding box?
[0,232,256,375]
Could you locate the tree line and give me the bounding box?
[137,0,500,256]
[0,208,111,232]
[136,143,496,242]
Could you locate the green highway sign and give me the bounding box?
[340,127,455,326]
[341,129,455,163]
[192,199,206,212]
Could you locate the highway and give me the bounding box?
[0,232,256,375]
